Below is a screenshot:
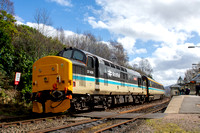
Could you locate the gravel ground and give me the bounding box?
[132,114,200,133]
[1,113,199,133]
[0,117,91,133]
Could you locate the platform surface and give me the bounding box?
[165,95,200,114]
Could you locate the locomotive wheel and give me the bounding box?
[88,98,94,111]
[102,97,108,109]
[139,96,145,104]
[132,96,136,105]
[106,96,112,108]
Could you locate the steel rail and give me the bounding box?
[118,99,169,114]
[94,105,167,133]
[0,115,66,128]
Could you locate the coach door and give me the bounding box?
[142,76,149,101]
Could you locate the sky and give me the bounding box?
[12,0,200,86]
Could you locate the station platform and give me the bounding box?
[165,95,200,114]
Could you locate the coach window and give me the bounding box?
[87,56,94,68]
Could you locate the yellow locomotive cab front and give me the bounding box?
[32,56,73,113]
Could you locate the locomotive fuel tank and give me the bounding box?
[32,56,73,113]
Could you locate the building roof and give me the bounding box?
[170,84,181,88]
[191,74,200,83]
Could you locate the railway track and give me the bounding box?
[31,98,169,133]
[94,105,167,133]
[0,115,68,128]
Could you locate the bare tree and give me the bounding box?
[184,69,195,83]
[184,62,200,83]
[56,27,65,44]
[132,58,153,77]
[34,8,52,35]
[110,41,129,66]
[64,33,112,60]
[0,0,14,15]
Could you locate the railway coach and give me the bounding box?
[31,47,164,113]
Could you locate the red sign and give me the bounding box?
[14,72,21,85]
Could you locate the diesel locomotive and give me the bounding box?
[31,47,164,113]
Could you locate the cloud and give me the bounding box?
[47,0,72,7]
[15,15,76,39]
[135,48,147,54]
[87,17,108,29]
[25,22,75,37]
[130,43,200,86]
[87,0,200,86]
[88,0,200,44]
[117,37,136,54]
[14,15,24,25]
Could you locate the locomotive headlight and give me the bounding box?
[33,81,37,86]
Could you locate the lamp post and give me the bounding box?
[188,46,200,48]
[177,76,184,86]
[177,76,185,95]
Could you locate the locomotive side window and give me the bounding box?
[63,50,72,58]
[120,72,128,80]
[116,65,120,70]
[110,63,115,68]
[87,56,94,68]
[104,61,110,66]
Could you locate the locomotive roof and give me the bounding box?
[147,77,163,86]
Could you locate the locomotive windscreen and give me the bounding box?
[59,48,87,64]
